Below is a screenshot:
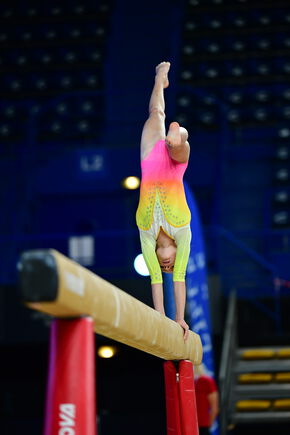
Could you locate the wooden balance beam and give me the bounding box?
[18,249,202,364]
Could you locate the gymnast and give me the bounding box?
[136,61,191,340]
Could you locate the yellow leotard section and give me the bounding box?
[139,227,192,284]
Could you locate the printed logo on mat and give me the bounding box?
[59,403,76,434]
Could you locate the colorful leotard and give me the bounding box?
[136,140,191,284]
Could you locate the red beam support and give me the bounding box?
[164,360,199,435]
[178,360,199,435]
[44,317,97,435]
[164,361,182,435]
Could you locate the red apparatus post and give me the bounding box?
[44,317,97,435]
[178,360,199,435]
[164,360,199,435]
[164,361,182,435]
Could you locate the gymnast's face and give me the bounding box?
[156,245,176,273]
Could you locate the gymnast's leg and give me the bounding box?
[140,61,170,161]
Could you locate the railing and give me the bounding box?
[219,290,237,435]
[209,226,279,275]
[206,225,289,332]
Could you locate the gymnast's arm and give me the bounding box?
[139,231,165,315]
[173,227,192,340]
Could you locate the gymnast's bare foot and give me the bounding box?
[155,61,170,88]
[166,121,183,147]
[166,121,189,147]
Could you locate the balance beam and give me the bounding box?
[18,249,202,364]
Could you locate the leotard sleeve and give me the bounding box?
[173,227,192,282]
[139,231,163,284]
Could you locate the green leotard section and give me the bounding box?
[139,226,191,284]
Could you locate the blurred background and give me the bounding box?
[1,0,290,433]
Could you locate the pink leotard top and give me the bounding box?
[136,140,191,230]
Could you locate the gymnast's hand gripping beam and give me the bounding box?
[18,249,202,364]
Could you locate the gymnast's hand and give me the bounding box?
[176,319,189,341]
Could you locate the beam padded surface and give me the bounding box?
[19,249,202,364]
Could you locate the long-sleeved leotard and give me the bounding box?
[136,139,191,284]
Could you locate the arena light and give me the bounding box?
[122,176,140,190]
[97,345,117,359]
[134,253,149,277]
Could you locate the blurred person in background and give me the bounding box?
[194,364,219,435]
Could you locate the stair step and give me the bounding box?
[235,398,290,411]
[276,372,290,382]
[234,383,290,399]
[236,400,271,411]
[239,347,290,360]
[232,410,290,424]
[235,359,290,373]
[274,399,290,410]
[238,373,272,383]
[238,372,290,384]
[241,349,276,360]
[277,348,290,359]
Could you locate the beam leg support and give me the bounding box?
[164,361,182,435]
[164,360,199,435]
[178,360,199,435]
[44,317,97,435]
